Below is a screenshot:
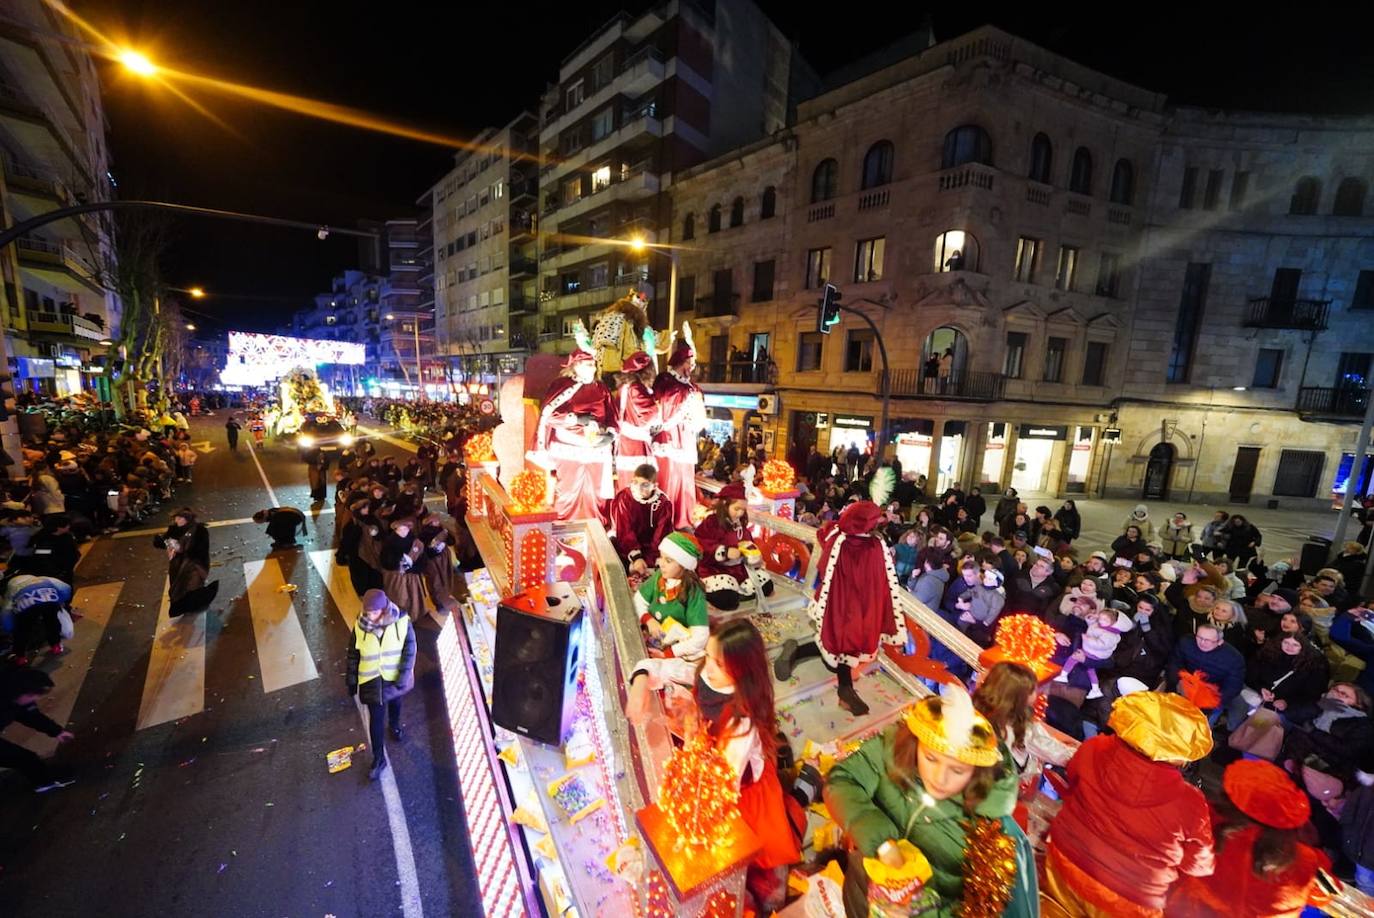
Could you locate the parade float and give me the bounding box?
[429,297,1079,918]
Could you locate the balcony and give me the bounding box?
[937,162,996,193]
[549,161,660,224]
[857,189,890,212]
[1244,297,1331,331]
[508,293,535,315]
[509,177,538,203]
[884,368,1007,401]
[16,236,103,291]
[509,256,538,278]
[542,108,663,189]
[26,310,105,341]
[619,45,666,95]
[806,202,835,223]
[694,292,740,319]
[509,210,536,240]
[1297,386,1366,418]
[702,360,774,386]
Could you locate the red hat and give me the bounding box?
[621,351,652,373]
[562,348,596,368]
[838,499,885,535]
[716,482,746,502]
[669,336,695,367]
[1223,759,1311,829]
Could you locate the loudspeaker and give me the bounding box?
[491,581,584,746]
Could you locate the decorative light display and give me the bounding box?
[701,889,739,918]
[993,614,1057,669]
[957,818,1017,918]
[519,529,548,591]
[509,470,548,513]
[761,459,795,492]
[642,872,672,918]
[658,730,739,849]
[464,431,496,463]
[221,331,364,387]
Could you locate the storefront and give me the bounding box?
[1010,424,1068,494]
[701,393,766,447]
[1065,425,1097,493]
[826,413,874,455]
[980,422,1009,488]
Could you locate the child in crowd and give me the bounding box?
[1054,600,1134,700]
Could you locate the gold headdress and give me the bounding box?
[903,684,1001,768]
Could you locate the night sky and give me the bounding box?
[85,1,1374,335]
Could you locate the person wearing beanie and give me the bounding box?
[1166,760,1329,917]
[531,336,617,524]
[773,499,909,717]
[345,588,416,781]
[694,481,771,612]
[1041,692,1215,917]
[826,685,1038,916]
[606,463,675,576]
[652,323,706,530]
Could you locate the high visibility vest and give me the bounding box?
[354,618,408,684]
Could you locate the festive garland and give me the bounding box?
[658,730,738,848]
[509,470,548,513]
[761,459,795,492]
[957,818,1017,918]
[463,431,495,463]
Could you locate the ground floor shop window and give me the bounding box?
[1273,449,1325,498]
[1065,426,1095,492]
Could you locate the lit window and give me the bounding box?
[591,166,612,192]
[854,237,885,283]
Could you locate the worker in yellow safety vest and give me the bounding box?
[346,588,417,781]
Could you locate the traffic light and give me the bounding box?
[0,373,14,422]
[817,283,842,334]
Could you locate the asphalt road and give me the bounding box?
[0,416,480,918]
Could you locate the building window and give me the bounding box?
[591,165,611,192]
[708,204,722,233]
[942,125,992,169]
[677,275,695,312]
[1096,251,1121,298]
[1014,236,1041,283]
[730,196,745,228]
[811,159,838,203]
[591,53,614,90]
[861,140,894,189]
[854,237,885,283]
[751,260,775,302]
[1179,167,1198,209]
[805,247,831,289]
[1203,169,1224,210]
[591,108,614,142]
[845,329,875,372]
[587,263,609,289]
[1273,449,1325,498]
[561,272,581,295]
[760,186,777,219]
[1109,159,1135,205]
[1004,332,1028,379]
[1230,171,1250,211]
[1054,245,1079,291]
[710,268,734,314]
[1082,341,1108,386]
[1065,149,1095,198]
[1029,133,1053,184]
[1167,262,1211,383]
[682,213,695,240]
[1252,348,1284,388]
[1334,178,1367,217]
[562,177,582,205]
[1043,337,1068,383]
[796,331,823,372]
[1354,271,1374,311]
[565,80,584,110]
[934,230,979,272]
[1290,177,1321,215]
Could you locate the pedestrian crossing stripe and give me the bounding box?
[243,559,320,693]
[136,577,208,730]
[309,549,361,631]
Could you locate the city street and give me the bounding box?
[0,417,477,918]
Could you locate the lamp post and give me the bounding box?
[627,235,679,333]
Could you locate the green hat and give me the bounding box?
[658,532,702,571]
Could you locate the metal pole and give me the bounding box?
[667,252,678,336]
[1186,387,1214,505]
[413,315,423,400]
[1330,381,1374,558]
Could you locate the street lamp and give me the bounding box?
[188,287,206,299]
[118,49,157,77]
[625,234,679,332]
[385,313,395,321]
[185,323,196,331]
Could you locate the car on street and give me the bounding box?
[295,415,356,460]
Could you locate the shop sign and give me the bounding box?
[55,354,82,368]
[1018,424,1068,440]
[832,414,873,430]
[1102,427,1122,442]
[17,357,54,378]
[703,393,760,410]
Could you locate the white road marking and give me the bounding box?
[136,578,207,730]
[112,516,263,539]
[242,559,319,693]
[244,436,280,506]
[308,549,361,630]
[356,424,418,453]
[357,696,426,918]
[2,581,123,757]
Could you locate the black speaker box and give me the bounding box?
[490,581,584,746]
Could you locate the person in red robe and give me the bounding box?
[614,351,660,490]
[607,463,675,575]
[532,347,616,524]
[772,500,908,716]
[653,330,705,530]
[695,482,773,611]
[1165,759,1330,918]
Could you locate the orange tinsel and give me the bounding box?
[957,818,1017,918]
[761,459,795,492]
[463,431,495,463]
[659,730,739,849]
[509,470,548,513]
[993,614,1058,670]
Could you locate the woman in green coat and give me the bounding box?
[824,686,1038,917]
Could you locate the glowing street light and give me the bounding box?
[185,323,196,331]
[188,286,206,299]
[628,235,647,253]
[623,234,679,329]
[385,313,395,320]
[119,49,157,77]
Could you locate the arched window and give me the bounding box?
[1334,177,1367,217]
[1028,133,1053,184]
[1070,147,1093,195]
[861,140,894,189]
[729,196,744,228]
[941,125,992,169]
[932,230,981,273]
[682,212,695,241]
[708,204,721,233]
[1109,158,1135,205]
[1290,177,1321,215]
[811,159,838,203]
[760,186,776,219]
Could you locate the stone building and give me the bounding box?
[665,25,1374,510]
